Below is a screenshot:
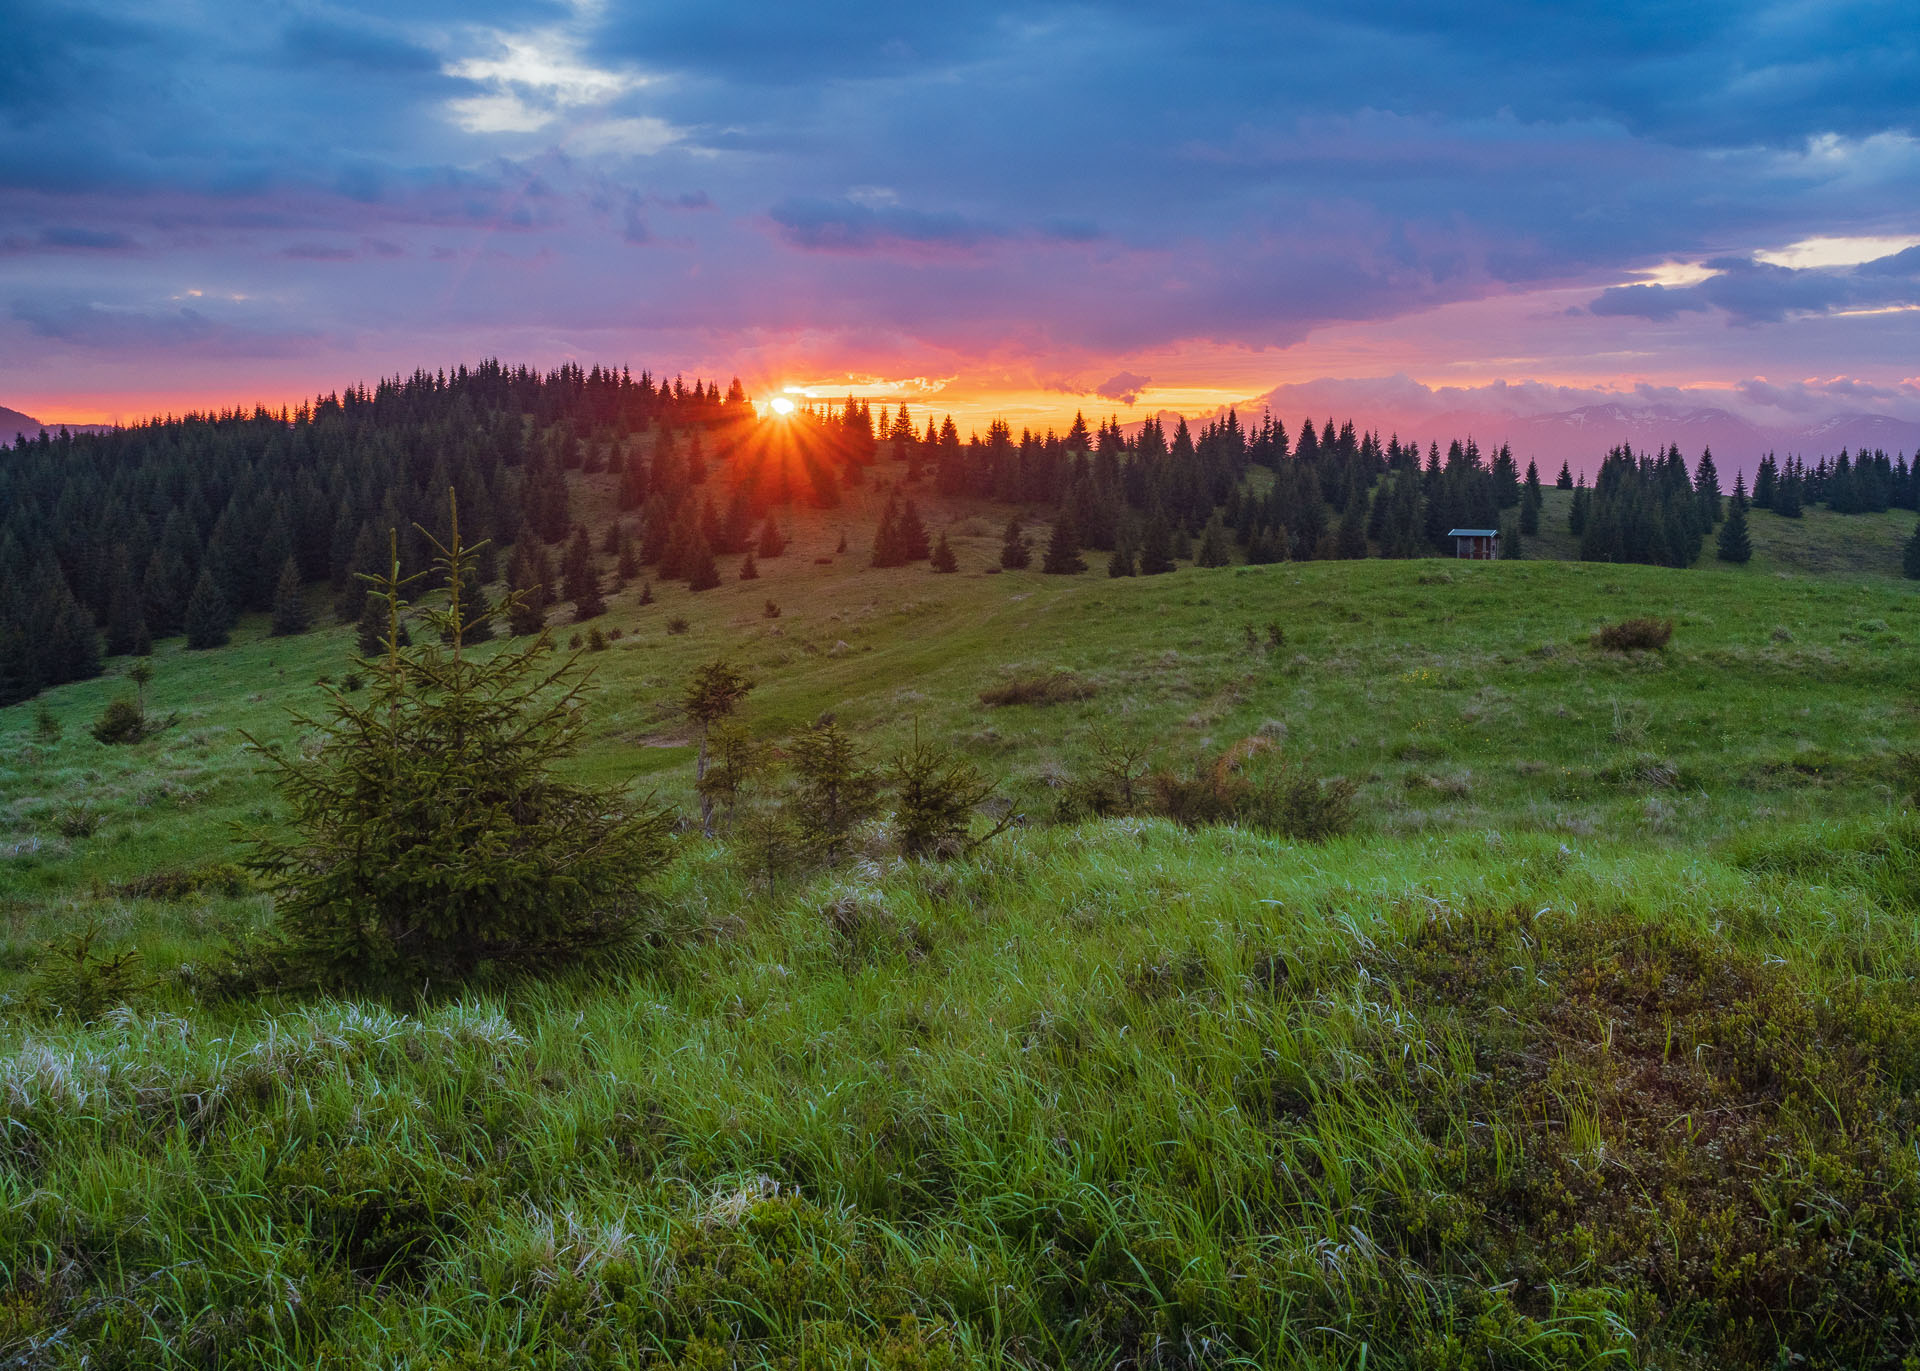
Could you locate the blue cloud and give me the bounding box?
[1589,283,1711,320]
[1588,247,1920,324]
[39,226,136,250]
[768,199,997,254]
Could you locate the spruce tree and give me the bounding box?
[682,659,754,837]
[335,522,383,622]
[740,550,760,580]
[1490,445,1520,507]
[897,499,931,561]
[104,551,146,657]
[757,518,787,558]
[505,544,548,636]
[270,557,310,636]
[562,528,605,620]
[243,511,675,992]
[358,590,407,655]
[784,719,881,865]
[1717,477,1753,564]
[1556,462,1574,490]
[684,529,721,591]
[1903,517,1920,580]
[452,561,496,643]
[1041,514,1086,574]
[1197,513,1236,566]
[1138,513,1176,575]
[1333,498,1367,560]
[998,517,1031,570]
[1694,448,1724,524]
[930,532,958,573]
[871,496,905,567]
[1774,468,1803,518]
[615,525,640,583]
[143,540,195,639]
[184,569,231,650]
[1520,480,1542,536]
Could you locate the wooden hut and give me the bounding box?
[1447,528,1499,560]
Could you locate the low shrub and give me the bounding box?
[978,670,1097,707]
[1891,749,1920,803]
[1150,738,1357,841]
[25,923,152,1023]
[666,616,690,635]
[1055,728,1154,821]
[1593,616,1673,652]
[112,861,251,901]
[52,802,101,838]
[269,1144,482,1280]
[89,697,173,745]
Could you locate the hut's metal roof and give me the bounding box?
[1447,528,1499,537]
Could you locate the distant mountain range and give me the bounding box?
[1387,404,1920,476]
[1,405,116,442]
[1143,398,1920,477]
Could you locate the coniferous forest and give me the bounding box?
[4,360,1918,704]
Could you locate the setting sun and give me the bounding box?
[767,395,796,416]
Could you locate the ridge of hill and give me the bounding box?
[1,402,115,441]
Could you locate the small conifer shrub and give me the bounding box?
[999,517,1032,570]
[242,507,676,993]
[89,696,169,745]
[683,659,755,838]
[889,726,1014,859]
[27,923,151,1023]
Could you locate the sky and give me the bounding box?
[2,0,1918,442]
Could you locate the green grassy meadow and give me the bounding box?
[2,488,1919,1368]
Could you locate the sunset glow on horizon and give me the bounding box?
[1,3,1915,462]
